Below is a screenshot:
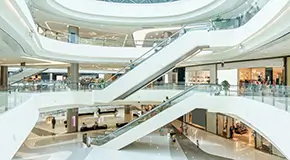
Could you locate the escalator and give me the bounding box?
[92,84,221,150]
[8,68,48,84]
[96,24,210,102]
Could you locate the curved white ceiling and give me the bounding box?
[31,0,247,26]
[1,0,290,65]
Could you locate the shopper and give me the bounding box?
[183,123,188,135]
[51,117,56,129]
[92,121,99,130]
[230,126,234,139]
[82,122,87,128]
[179,27,186,37]
[129,60,134,70]
[196,139,200,148]
[169,128,175,138]
[172,135,177,144]
[153,41,159,52]
[114,108,118,117]
[179,125,183,136]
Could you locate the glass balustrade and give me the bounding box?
[5,80,194,92]
[218,84,290,112]
[91,84,221,145]
[211,0,270,30]
[0,90,32,114]
[25,0,271,48]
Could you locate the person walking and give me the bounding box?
[183,123,188,135]
[129,60,134,70]
[179,125,183,136]
[196,139,200,148]
[51,117,56,129]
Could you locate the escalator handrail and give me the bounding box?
[103,23,211,85]
[95,84,221,143]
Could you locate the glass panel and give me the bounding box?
[219,84,290,112]
[91,84,221,145]
[211,0,270,30]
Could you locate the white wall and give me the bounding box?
[217,69,238,85]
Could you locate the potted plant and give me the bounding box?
[221,80,230,96]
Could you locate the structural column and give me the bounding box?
[66,108,79,133]
[124,105,132,122]
[68,26,79,44]
[285,57,290,85]
[0,66,8,88]
[210,64,218,84]
[67,63,79,90]
[67,26,80,89]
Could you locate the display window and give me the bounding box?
[238,67,284,85]
[185,70,210,85]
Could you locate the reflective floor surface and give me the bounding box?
[12,113,284,160]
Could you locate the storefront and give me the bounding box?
[184,109,207,129]
[184,111,285,158]
[217,114,255,146]
[238,67,284,85]
[215,113,284,157]
[185,58,284,86]
[255,132,284,157]
[185,65,216,85]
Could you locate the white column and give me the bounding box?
[49,73,53,81]
[210,64,218,84]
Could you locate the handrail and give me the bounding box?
[103,23,210,84]
[92,84,221,144]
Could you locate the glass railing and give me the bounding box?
[91,84,221,145]
[89,82,192,90]
[26,0,271,48]
[36,24,209,48]
[36,24,167,47]
[218,84,290,112]
[211,0,270,30]
[85,23,210,90]
[0,90,32,114]
[6,81,193,92]
[8,80,70,92]
[8,68,24,77]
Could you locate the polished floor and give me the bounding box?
[13,107,285,160]
[172,121,285,160]
[13,121,284,160]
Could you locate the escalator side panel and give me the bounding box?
[102,93,207,149]
[98,31,210,102]
[114,47,206,100]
